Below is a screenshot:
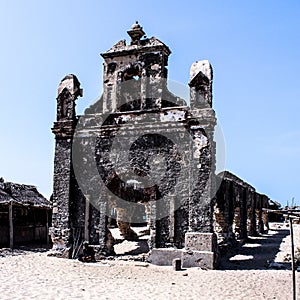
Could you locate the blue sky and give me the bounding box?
[0,0,299,206]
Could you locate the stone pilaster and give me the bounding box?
[49,74,82,257]
[239,187,248,240]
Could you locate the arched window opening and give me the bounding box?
[119,67,142,111]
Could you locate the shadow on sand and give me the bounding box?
[219,228,290,270]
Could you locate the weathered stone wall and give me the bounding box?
[214,171,271,251]
[73,106,215,251]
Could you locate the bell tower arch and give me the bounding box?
[101,21,171,113]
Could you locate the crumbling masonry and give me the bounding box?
[50,23,276,268]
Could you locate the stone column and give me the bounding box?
[50,74,82,257]
[250,191,257,236]
[148,198,157,250]
[98,200,109,253]
[214,180,227,244]
[228,181,235,241]
[169,195,175,244]
[246,188,256,237]
[89,202,101,245]
[155,199,170,248]
[84,197,90,241]
[50,139,74,257]
[240,187,248,240]
[183,61,217,268]
[188,126,215,233]
[232,183,243,239]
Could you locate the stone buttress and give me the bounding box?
[50,74,83,257]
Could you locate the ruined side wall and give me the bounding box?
[214,171,270,250]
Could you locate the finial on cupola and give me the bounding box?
[127,21,145,44]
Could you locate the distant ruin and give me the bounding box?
[50,23,279,268]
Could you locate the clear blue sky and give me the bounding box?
[0,0,299,206]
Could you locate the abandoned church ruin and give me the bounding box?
[50,22,278,268]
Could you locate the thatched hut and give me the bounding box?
[0,178,51,248]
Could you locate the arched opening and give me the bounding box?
[109,203,150,256]
[119,67,142,112]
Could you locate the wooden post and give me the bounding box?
[9,202,13,249]
[289,217,296,300]
[46,210,49,246]
[33,208,36,242]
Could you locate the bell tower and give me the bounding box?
[100,21,172,113]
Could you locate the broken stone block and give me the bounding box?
[185,232,217,252]
[147,248,182,266]
[182,250,215,269]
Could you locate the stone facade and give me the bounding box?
[50,23,218,266]
[50,23,278,268]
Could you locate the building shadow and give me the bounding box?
[219,228,290,270]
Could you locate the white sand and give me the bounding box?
[0,224,299,300]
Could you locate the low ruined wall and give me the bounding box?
[214,171,271,250]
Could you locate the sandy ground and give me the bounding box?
[0,223,299,300]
